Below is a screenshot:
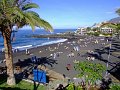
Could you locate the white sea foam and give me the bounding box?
[1,39,68,52]
[13,45,33,50]
[0,29,76,52]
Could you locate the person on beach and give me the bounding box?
[15,49,18,52]
[63,74,66,78]
[54,53,56,59]
[26,49,30,55]
[71,52,75,57]
[77,53,80,56]
[66,64,71,71]
[57,53,59,57]
[68,51,74,57]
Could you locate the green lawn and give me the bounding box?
[0,74,46,90]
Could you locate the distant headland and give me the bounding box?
[26,32,86,39]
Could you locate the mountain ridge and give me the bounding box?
[108,17,120,23]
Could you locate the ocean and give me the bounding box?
[0,29,76,51]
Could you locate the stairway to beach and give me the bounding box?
[37,65,69,90]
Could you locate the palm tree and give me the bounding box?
[0,0,53,85]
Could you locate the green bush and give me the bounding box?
[74,61,106,85]
[94,32,100,36]
[110,83,120,90]
[66,83,83,90]
[66,83,75,90]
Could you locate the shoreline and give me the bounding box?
[0,38,68,52]
[0,36,120,80]
[0,37,73,63]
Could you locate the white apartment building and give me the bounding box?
[76,27,87,35]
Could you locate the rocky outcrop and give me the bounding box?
[37,65,65,81]
[26,34,85,39]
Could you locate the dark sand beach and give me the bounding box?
[0,36,120,81]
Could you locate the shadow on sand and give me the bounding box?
[15,56,58,69]
[83,38,120,81]
[14,56,58,90]
[94,39,120,81]
[108,62,120,81]
[0,74,7,85]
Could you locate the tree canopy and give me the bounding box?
[0,0,53,31]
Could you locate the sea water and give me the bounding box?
[0,29,76,51]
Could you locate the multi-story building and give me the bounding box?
[76,27,87,35]
[100,27,113,34]
[91,22,114,34]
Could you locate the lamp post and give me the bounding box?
[105,35,113,77]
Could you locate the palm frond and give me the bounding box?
[23,12,36,30]
[23,11,53,31]
[0,0,53,32]
[26,18,35,30]
[27,11,39,17]
[37,19,53,32]
[2,0,7,7]
[13,7,24,19]
[14,18,27,28]
[22,3,39,10]
[8,0,15,6]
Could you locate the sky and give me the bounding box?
[25,0,120,29]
